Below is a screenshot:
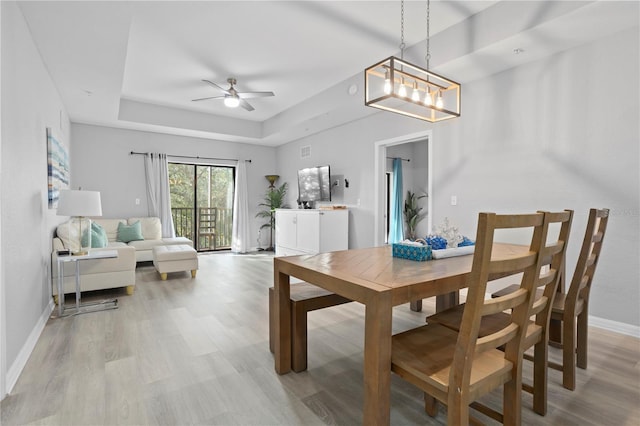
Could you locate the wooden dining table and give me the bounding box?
[273,243,526,425]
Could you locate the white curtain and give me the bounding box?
[144,153,175,238]
[232,160,250,253]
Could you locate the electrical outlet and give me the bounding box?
[451,195,457,206]
[135,198,140,205]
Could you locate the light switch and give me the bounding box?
[135,198,140,205]
[451,195,457,206]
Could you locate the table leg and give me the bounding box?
[274,263,292,374]
[410,299,422,312]
[363,291,392,425]
[57,259,64,317]
[75,261,81,312]
[436,291,459,312]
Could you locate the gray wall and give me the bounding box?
[276,27,639,327]
[1,1,70,393]
[71,124,277,249]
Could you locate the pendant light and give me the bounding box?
[364,0,461,122]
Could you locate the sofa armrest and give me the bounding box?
[53,237,65,251]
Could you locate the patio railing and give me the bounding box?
[171,207,232,251]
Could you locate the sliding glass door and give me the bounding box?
[168,163,235,251]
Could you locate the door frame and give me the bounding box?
[373,130,433,246]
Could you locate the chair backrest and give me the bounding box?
[565,208,609,313]
[531,210,574,329]
[450,212,550,404]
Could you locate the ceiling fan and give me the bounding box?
[192,78,274,111]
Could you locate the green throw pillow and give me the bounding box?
[81,221,108,248]
[117,221,144,243]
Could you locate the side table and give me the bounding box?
[55,249,119,317]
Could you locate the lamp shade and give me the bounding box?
[57,190,102,217]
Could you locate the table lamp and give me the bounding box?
[57,189,103,255]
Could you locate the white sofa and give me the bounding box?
[52,217,192,297]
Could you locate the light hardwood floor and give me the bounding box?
[2,252,639,425]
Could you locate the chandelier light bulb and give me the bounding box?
[224,96,240,108]
[411,82,420,102]
[424,90,433,106]
[383,70,391,94]
[398,78,407,97]
[435,90,444,109]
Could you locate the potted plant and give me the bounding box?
[403,190,427,240]
[256,182,288,251]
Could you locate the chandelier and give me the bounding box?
[365,0,461,122]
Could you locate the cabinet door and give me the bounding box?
[296,212,320,253]
[275,210,297,250]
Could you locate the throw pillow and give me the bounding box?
[81,221,108,248]
[117,221,144,243]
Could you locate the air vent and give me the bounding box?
[300,145,311,159]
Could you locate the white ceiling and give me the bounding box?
[17,1,639,146]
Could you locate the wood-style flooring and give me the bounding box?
[2,252,639,425]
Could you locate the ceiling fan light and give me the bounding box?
[224,96,240,108]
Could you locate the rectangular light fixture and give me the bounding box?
[365,56,461,123]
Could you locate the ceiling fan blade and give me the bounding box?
[237,91,275,99]
[202,79,230,95]
[239,99,255,111]
[191,95,226,102]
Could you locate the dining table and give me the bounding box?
[272,243,526,425]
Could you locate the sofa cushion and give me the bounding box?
[94,219,127,242]
[117,221,144,243]
[56,221,79,251]
[81,221,108,248]
[129,217,162,240]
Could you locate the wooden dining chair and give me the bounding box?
[427,210,573,417]
[391,212,550,425]
[491,208,609,391]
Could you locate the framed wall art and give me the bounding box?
[47,127,69,209]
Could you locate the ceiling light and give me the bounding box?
[224,95,240,108]
[364,0,461,122]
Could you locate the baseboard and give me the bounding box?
[5,299,54,395]
[589,315,640,338]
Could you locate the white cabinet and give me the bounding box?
[275,209,348,256]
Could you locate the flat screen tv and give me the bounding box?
[297,165,331,203]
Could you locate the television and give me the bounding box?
[297,165,331,205]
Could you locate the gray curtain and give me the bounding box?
[144,153,175,238]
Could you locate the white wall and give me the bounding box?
[71,124,277,249]
[277,27,639,328]
[1,1,70,396]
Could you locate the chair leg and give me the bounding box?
[532,340,547,415]
[292,304,308,372]
[576,308,589,369]
[502,365,522,426]
[562,314,577,390]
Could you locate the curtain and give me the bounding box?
[388,158,404,244]
[144,153,175,238]
[231,160,250,253]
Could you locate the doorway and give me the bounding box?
[374,130,433,246]
[168,163,235,251]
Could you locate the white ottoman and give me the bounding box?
[152,245,198,280]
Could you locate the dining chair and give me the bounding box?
[391,212,551,425]
[427,210,573,417]
[492,208,609,391]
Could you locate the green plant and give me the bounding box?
[403,190,427,240]
[256,182,288,250]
